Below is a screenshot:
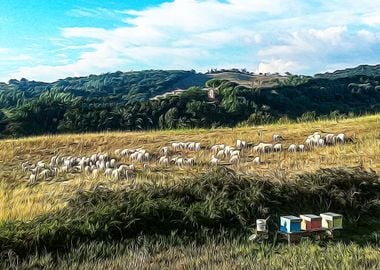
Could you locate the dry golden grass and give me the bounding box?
[0,114,379,221]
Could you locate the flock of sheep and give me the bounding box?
[20,131,349,185]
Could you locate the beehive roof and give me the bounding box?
[281,215,301,221]
[300,214,321,221]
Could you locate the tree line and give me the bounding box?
[0,75,380,138]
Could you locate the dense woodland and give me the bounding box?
[0,68,380,137]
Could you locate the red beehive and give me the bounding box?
[300,214,322,231]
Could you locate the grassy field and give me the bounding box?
[0,114,379,269]
[0,114,379,221]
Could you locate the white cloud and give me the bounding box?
[257,59,299,74]
[357,30,378,43]
[5,0,380,81]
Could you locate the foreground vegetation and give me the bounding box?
[2,237,380,270]
[0,166,379,268]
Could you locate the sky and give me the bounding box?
[0,0,380,82]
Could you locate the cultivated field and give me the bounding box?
[0,114,379,221]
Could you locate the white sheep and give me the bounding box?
[185,158,195,166]
[160,147,169,156]
[298,144,305,152]
[29,174,38,184]
[252,156,261,165]
[336,133,346,144]
[273,143,282,152]
[159,156,169,166]
[211,144,225,153]
[318,138,325,147]
[195,142,201,151]
[288,144,297,152]
[210,155,221,165]
[324,134,336,145]
[273,134,284,142]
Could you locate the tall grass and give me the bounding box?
[0,166,379,258]
[1,233,380,269]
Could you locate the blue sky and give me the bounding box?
[0,0,379,82]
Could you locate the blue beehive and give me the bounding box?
[280,216,302,233]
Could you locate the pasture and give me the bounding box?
[0,114,379,221]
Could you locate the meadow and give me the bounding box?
[0,114,379,269]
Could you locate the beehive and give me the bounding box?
[280,216,302,233]
[320,212,343,229]
[300,214,322,231]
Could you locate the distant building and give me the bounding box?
[208,88,215,100]
[202,87,217,101]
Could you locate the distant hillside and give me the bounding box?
[0,65,380,137]
[209,71,289,88]
[0,70,209,108]
[315,64,380,79]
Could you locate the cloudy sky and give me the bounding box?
[0,0,379,82]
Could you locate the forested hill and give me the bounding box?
[0,66,380,138]
[0,70,209,107]
[315,64,380,79]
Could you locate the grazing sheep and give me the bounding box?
[254,143,273,154]
[236,140,242,148]
[110,159,117,168]
[187,142,196,151]
[324,134,336,145]
[230,150,240,157]
[195,142,201,151]
[175,158,185,167]
[273,134,284,142]
[159,156,169,166]
[185,158,195,166]
[21,162,30,173]
[172,142,181,151]
[318,138,325,147]
[29,174,38,184]
[160,147,169,156]
[210,155,221,165]
[298,144,305,152]
[252,156,261,165]
[273,143,282,152]
[288,144,297,152]
[237,140,247,149]
[211,144,225,153]
[38,169,52,180]
[120,149,130,157]
[143,152,150,162]
[336,133,346,144]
